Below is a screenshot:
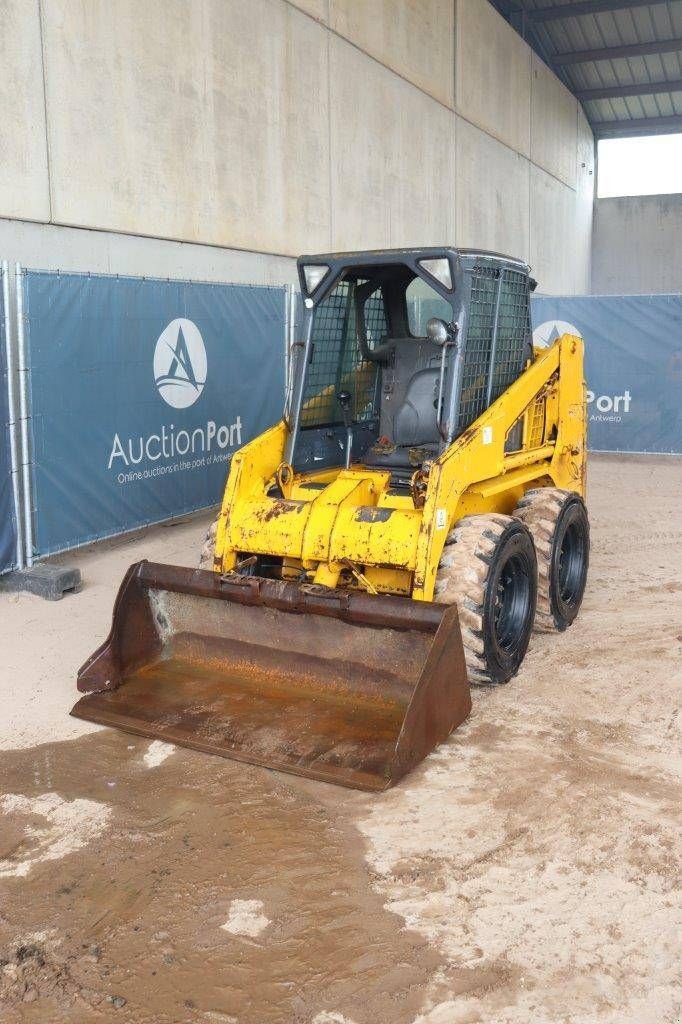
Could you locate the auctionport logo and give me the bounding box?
[106,317,242,484]
[532,319,582,348]
[153,318,207,409]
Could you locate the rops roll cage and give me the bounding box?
[284,247,533,470]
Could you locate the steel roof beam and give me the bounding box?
[592,114,682,136]
[553,37,682,65]
[578,77,682,100]
[529,0,665,23]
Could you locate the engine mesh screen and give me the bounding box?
[457,266,529,433]
[457,266,498,431]
[489,268,531,404]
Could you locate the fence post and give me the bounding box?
[283,283,297,420]
[15,264,34,568]
[3,261,24,570]
[286,283,296,392]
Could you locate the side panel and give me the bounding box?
[412,337,584,601]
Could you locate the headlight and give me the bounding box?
[418,257,453,291]
[302,264,330,295]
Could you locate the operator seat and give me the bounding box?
[363,337,444,470]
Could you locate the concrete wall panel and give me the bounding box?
[0,216,297,284]
[330,0,454,108]
[288,0,328,22]
[574,108,594,294]
[455,118,529,260]
[455,0,531,157]
[593,194,682,295]
[0,0,50,221]
[530,164,576,295]
[0,0,592,296]
[329,37,455,251]
[41,0,330,255]
[530,54,577,189]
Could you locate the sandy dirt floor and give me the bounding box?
[0,455,680,1024]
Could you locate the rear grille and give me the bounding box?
[457,265,530,434]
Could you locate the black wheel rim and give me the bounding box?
[558,521,585,607]
[492,553,533,655]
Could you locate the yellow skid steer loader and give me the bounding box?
[73,248,589,791]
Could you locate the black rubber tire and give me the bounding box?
[435,514,538,685]
[198,516,218,570]
[514,488,589,632]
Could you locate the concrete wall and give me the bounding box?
[0,0,593,293]
[457,0,531,157]
[574,110,595,296]
[0,0,50,222]
[0,217,297,284]
[592,194,682,295]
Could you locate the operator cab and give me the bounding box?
[285,248,534,486]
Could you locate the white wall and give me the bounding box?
[456,0,531,157]
[592,194,682,295]
[0,0,50,222]
[0,217,297,283]
[0,0,594,293]
[329,34,456,250]
[41,0,331,255]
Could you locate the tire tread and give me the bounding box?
[435,514,515,685]
[513,487,580,632]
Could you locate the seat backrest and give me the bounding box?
[393,369,441,446]
[378,338,442,446]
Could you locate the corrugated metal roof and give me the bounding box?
[490,0,682,137]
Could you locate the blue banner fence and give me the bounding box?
[19,270,289,558]
[3,278,679,571]
[532,294,682,456]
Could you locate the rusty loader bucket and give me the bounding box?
[72,562,471,791]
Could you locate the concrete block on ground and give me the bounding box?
[0,564,82,601]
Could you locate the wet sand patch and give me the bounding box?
[0,730,440,1024]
